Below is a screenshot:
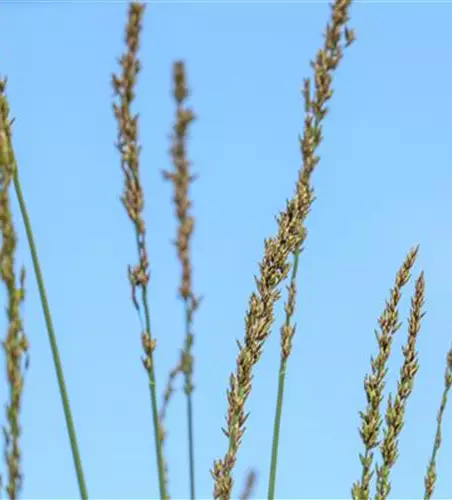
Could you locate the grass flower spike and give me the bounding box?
[162,61,200,500]
[212,0,354,498]
[0,77,28,500]
[112,3,168,498]
[352,246,419,499]
[375,271,426,499]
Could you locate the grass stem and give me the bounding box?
[268,248,300,500]
[13,163,88,500]
[424,345,452,499]
[141,287,167,499]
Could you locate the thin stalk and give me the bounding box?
[141,286,167,499]
[268,358,287,500]
[12,168,88,500]
[185,302,196,500]
[268,248,300,500]
[423,345,452,499]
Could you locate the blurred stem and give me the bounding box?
[185,301,196,500]
[268,248,301,500]
[12,167,88,500]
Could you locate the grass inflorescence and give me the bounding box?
[112,3,168,499]
[352,246,419,499]
[0,77,28,500]
[162,60,200,500]
[1,1,452,499]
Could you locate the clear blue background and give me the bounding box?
[1,1,451,499]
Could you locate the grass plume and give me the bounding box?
[351,246,419,499]
[375,271,426,499]
[162,60,200,500]
[112,3,168,498]
[212,0,354,498]
[0,78,28,500]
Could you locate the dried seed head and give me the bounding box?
[161,63,200,450]
[112,6,169,499]
[212,0,355,497]
[112,3,150,319]
[375,272,425,500]
[352,246,419,500]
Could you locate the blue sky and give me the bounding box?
[1,1,452,499]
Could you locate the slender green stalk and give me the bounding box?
[178,298,196,500]
[141,287,167,499]
[0,78,87,500]
[268,248,300,500]
[11,156,88,500]
[424,345,452,499]
[185,302,196,500]
[186,355,195,500]
[268,362,287,500]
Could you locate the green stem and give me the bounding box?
[141,286,167,499]
[267,356,288,500]
[12,168,88,500]
[268,249,301,500]
[184,301,196,500]
[187,388,195,500]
